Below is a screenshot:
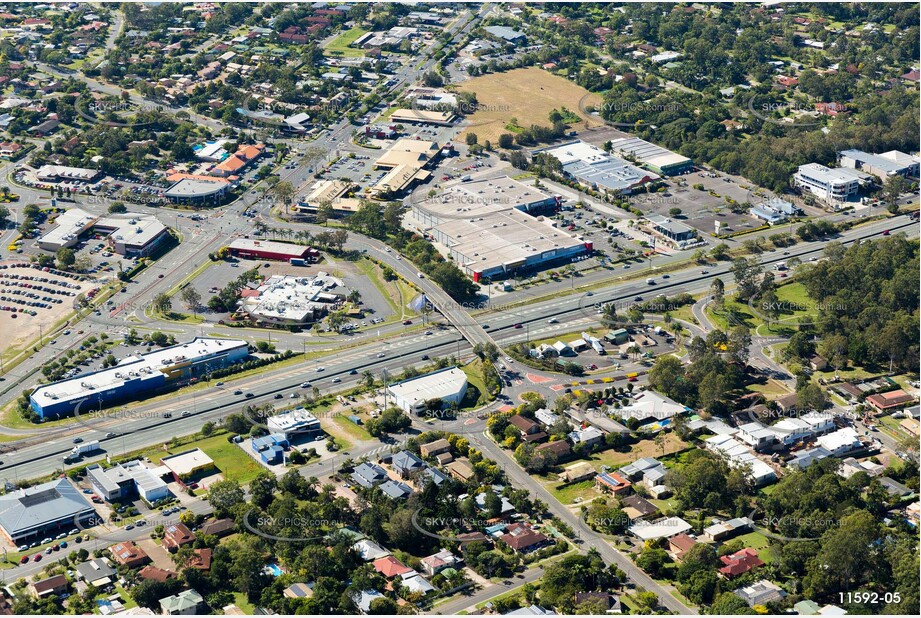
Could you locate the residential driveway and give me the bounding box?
[138,538,174,571]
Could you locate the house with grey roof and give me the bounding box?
[351,463,387,488]
[350,589,385,614]
[76,558,116,586]
[392,450,425,478]
[380,480,413,500]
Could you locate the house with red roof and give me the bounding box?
[866,389,916,413]
[718,548,765,578]
[373,555,413,578]
[498,522,550,554]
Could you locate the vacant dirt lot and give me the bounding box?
[456,67,605,143]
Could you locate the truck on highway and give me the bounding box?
[65,440,100,461]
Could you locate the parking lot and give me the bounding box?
[185,254,395,328]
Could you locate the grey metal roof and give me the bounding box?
[0,478,96,538]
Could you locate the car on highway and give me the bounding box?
[316,366,325,372]
[33,554,42,562]
[883,229,891,235]
[73,437,83,444]
[245,392,254,398]
[274,394,283,399]
[402,320,412,325]
[105,432,117,438]
[547,318,558,324]
[163,412,172,418]
[233,389,243,395]
[421,354,429,360]
[20,556,28,564]
[700,270,709,274]
[376,352,385,358]
[513,323,523,329]
[300,382,311,388]
[181,410,191,416]
[332,377,341,383]
[349,368,358,375]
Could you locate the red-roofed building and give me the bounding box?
[866,389,916,413]
[718,548,765,578]
[595,471,632,495]
[901,69,920,83]
[776,76,799,88]
[138,566,177,582]
[498,522,550,553]
[373,555,413,578]
[667,533,697,561]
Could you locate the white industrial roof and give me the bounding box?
[609,137,690,170]
[543,141,659,192]
[242,273,344,323]
[31,337,248,407]
[161,448,214,477]
[388,367,468,405]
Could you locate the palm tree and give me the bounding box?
[361,370,375,388]
[627,344,641,360]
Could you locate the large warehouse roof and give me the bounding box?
[0,479,95,540]
[30,338,248,410]
[608,137,691,173]
[388,367,468,404]
[543,141,659,192]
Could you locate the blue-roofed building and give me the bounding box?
[751,197,798,225]
[351,463,387,488]
[379,480,412,500]
[259,445,284,465]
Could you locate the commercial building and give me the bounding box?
[483,25,526,44]
[793,163,867,204]
[0,479,96,544]
[86,460,170,504]
[412,177,588,281]
[239,273,346,324]
[644,214,697,244]
[542,141,659,194]
[838,149,919,180]
[296,179,357,212]
[751,197,798,225]
[30,338,249,419]
[164,173,231,205]
[161,449,217,482]
[35,165,101,183]
[387,367,468,414]
[227,238,316,262]
[608,137,692,176]
[371,138,440,197]
[267,408,321,439]
[390,108,456,126]
[36,208,170,256]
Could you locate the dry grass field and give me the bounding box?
[455,67,605,143]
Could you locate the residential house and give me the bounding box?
[373,555,413,578]
[351,462,388,488]
[667,534,698,561]
[353,539,390,561]
[621,494,659,520]
[560,462,596,483]
[199,518,235,537]
[720,548,766,578]
[573,592,621,613]
[391,450,425,478]
[284,583,314,599]
[536,440,572,459]
[866,389,915,413]
[421,549,461,576]
[139,566,177,582]
[420,438,451,458]
[499,522,550,553]
[569,425,604,447]
[75,558,116,586]
[702,517,753,542]
[735,580,786,607]
[350,589,385,614]
[159,589,204,615]
[878,477,913,498]
[109,541,150,568]
[162,523,196,551]
[595,472,632,495]
[30,575,68,599]
[447,458,475,482]
[379,479,413,500]
[510,415,547,443]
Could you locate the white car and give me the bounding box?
[316,367,325,372]
[547,318,558,324]
[377,353,385,358]
[331,377,341,383]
